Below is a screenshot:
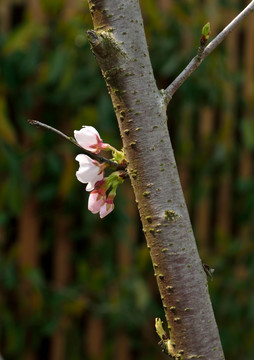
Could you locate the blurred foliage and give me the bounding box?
[0,0,254,359]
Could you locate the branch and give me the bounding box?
[27,120,126,171]
[163,0,254,104]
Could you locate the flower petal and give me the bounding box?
[86,182,95,191]
[88,192,105,214]
[99,202,114,218]
[75,154,103,189]
[74,126,102,153]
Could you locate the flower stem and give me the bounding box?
[27,119,127,171]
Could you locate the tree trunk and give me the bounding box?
[86,1,225,358]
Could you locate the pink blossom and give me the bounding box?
[75,154,103,191]
[88,191,106,214]
[87,186,115,218]
[74,126,109,154]
[99,197,114,219]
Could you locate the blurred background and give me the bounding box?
[0,0,254,359]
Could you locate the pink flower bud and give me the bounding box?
[99,196,114,218]
[88,191,106,214]
[74,126,108,154]
[75,154,104,191]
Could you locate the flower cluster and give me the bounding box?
[74,126,125,218]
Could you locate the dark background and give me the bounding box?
[0,0,254,359]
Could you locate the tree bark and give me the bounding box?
[86,1,225,359]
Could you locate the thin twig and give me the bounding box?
[28,119,126,171]
[163,0,254,104]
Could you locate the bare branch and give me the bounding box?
[27,119,126,171]
[163,0,254,104]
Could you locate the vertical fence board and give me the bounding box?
[157,0,171,12]
[17,197,39,360]
[238,13,254,240]
[178,105,193,209]
[63,0,84,20]
[114,182,138,360]
[115,332,131,360]
[215,5,238,251]
[50,216,72,360]
[0,0,11,31]
[27,0,45,22]
[85,317,105,360]
[18,197,39,269]
[192,0,222,255]
[194,107,214,256]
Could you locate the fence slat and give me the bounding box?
[18,197,39,360]
[194,106,214,255]
[50,216,72,360]
[215,4,238,250]
[85,317,105,360]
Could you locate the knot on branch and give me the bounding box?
[87,29,128,62]
[87,30,109,58]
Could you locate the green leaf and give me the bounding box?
[202,22,211,40]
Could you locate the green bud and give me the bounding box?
[202,22,211,40]
[105,171,124,191]
[155,318,167,340]
[111,149,126,164]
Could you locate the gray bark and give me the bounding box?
[87,1,225,358]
